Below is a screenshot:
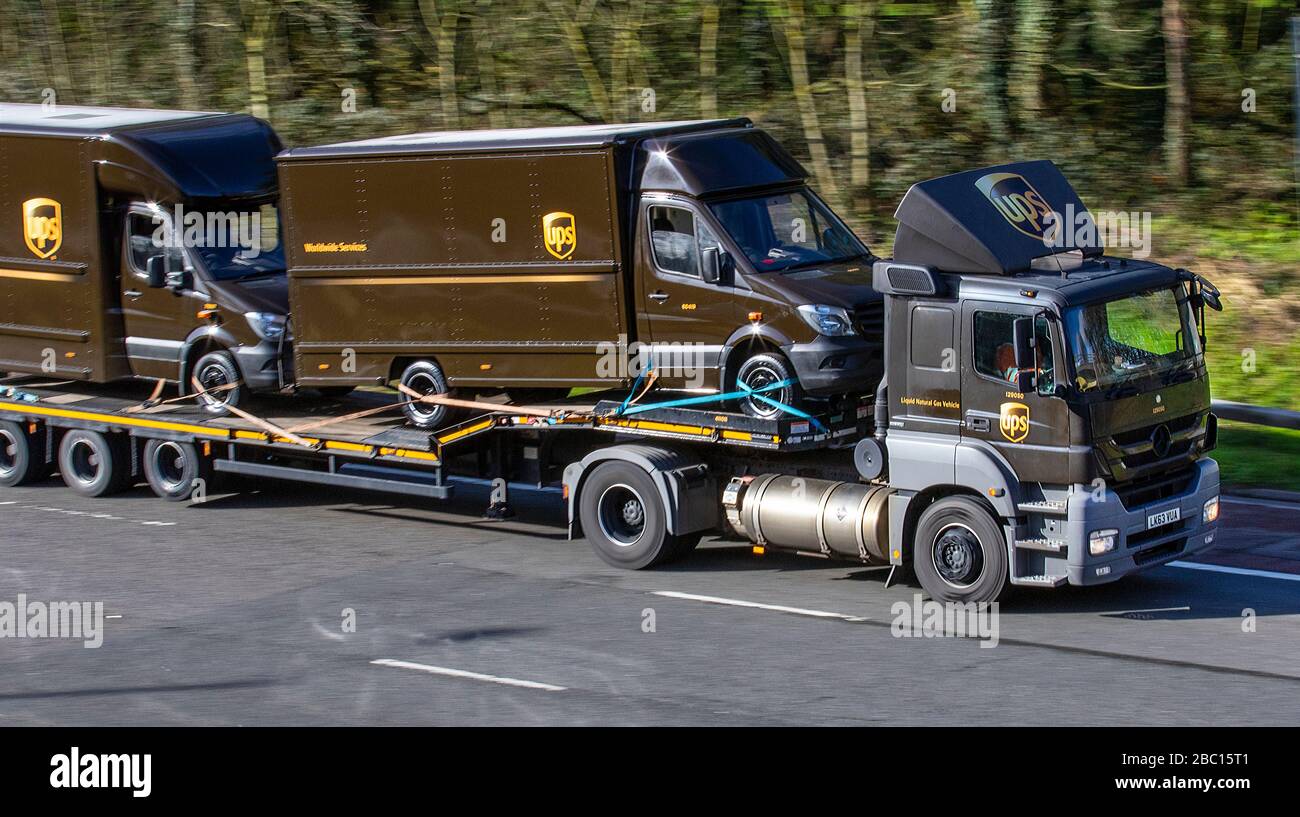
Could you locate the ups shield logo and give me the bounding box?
[975,172,1055,241]
[999,401,1030,443]
[542,211,576,260]
[23,197,62,259]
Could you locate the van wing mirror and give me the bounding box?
[145,255,167,289]
[701,246,723,284]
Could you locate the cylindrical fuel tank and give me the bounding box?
[723,474,893,564]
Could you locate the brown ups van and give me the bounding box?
[0,103,288,411]
[277,118,882,427]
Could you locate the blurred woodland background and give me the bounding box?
[1,1,1298,429]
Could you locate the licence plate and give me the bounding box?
[1147,506,1181,529]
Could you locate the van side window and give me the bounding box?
[649,205,699,277]
[126,212,162,276]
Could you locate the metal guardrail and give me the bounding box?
[1212,400,1300,431]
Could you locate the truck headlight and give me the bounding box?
[1203,496,1219,523]
[1089,528,1118,556]
[796,304,856,337]
[244,311,286,341]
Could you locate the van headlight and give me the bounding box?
[796,304,856,337]
[1089,528,1118,556]
[245,311,286,341]
[1203,496,1219,523]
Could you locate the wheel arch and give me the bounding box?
[563,444,715,540]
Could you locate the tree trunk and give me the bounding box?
[974,0,1011,151]
[1162,0,1191,186]
[40,0,75,103]
[771,0,841,205]
[842,0,871,234]
[1011,0,1049,129]
[551,0,612,121]
[699,0,720,118]
[240,0,274,120]
[419,0,461,129]
[172,0,199,109]
[472,0,506,127]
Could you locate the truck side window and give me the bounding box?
[910,305,954,370]
[649,205,700,277]
[974,311,1019,382]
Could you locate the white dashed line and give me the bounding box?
[654,590,867,622]
[1222,496,1300,513]
[1169,561,1300,583]
[0,502,175,527]
[370,658,566,691]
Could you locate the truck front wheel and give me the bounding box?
[913,496,1010,604]
[0,420,50,487]
[579,461,688,569]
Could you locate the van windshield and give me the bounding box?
[709,189,867,272]
[1064,285,1202,392]
[185,202,286,281]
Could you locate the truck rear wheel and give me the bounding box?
[143,439,211,501]
[57,429,131,497]
[192,351,243,415]
[400,360,459,429]
[913,496,1010,604]
[579,461,689,569]
[0,420,50,487]
[734,353,803,419]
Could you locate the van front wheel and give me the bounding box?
[399,360,459,429]
[734,353,802,420]
[192,351,243,415]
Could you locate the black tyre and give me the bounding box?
[912,495,1010,604]
[142,438,212,501]
[192,351,243,415]
[0,420,50,487]
[579,461,692,569]
[399,360,459,429]
[734,352,803,419]
[57,429,131,497]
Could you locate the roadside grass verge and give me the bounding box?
[1213,421,1300,493]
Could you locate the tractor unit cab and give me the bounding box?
[870,160,1222,598]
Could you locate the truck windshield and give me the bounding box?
[1064,285,1202,392]
[189,202,286,281]
[709,189,867,272]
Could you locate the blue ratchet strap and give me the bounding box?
[617,377,827,433]
[734,379,828,432]
[615,349,655,416]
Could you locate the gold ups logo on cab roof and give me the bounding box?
[542,211,576,260]
[22,197,62,259]
[999,401,1030,443]
[975,172,1055,241]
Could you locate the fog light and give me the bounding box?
[1203,496,1219,523]
[1089,528,1118,556]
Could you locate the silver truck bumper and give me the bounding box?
[1063,458,1220,586]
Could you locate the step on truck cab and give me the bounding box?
[276,118,883,428]
[0,104,289,412]
[864,160,1223,601]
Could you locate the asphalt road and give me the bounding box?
[2,476,1298,726]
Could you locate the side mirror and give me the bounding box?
[1012,316,1034,370]
[145,255,167,288]
[701,246,724,284]
[1201,289,1222,311]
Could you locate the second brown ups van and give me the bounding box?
[277,119,883,427]
[0,103,288,412]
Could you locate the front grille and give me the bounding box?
[1133,538,1186,566]
[855,301,884,337]
[1111,466,1195,510]
[1112,412,1200,446]
[1128,519,1186,548]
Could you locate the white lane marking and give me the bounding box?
[370,659,566,692]
[1169,561,1300,583]
[1,502,174,527]
[654,590,867,622]
[1222,496,1300,513]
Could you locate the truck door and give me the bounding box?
[636,200,735,390]
[119,206,194,381]
[959,300,1070,483]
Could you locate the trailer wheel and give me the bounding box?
[579,461,686,569]
[142,439,211,501]
[193,351,243,415]
[912,496,1010,604]
[57,429,131,497]
[734,353,803,419]
[400,360,458,429]
[0,420,50,487]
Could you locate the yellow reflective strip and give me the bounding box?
[721,430,753,442]
[0,401,229,438]
[436,419,494,445]
[323,440,370,453]
[378,447,441,463]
